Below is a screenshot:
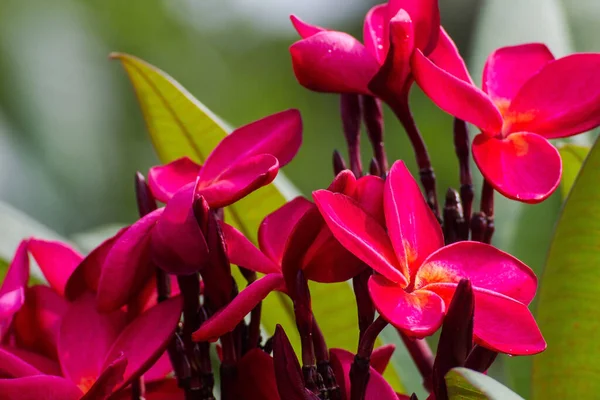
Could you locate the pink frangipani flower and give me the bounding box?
[313,161,546,355]
[412,43,600,202]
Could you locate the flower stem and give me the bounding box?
[399,330,434,391]
[340,94,363,177]
[350,316,389,400]
[353,268,375,341]
[362,95,388,174]
[443,188,464,245]
[480,180,495,244]
[220,332,237,400]
[453,119,473,239]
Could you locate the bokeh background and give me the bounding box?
[0,0,598,396]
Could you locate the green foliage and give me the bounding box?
[445,368,524,400]
[558,144,590,199]
[533,135,600,398]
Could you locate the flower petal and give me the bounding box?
[193,274,285,342]
[507,53,600,138]
[58,293,128,391]
[0,376,83,400]
[388,0,440,54]
[428,27,472,83]
[482,43,554,106]
[290,31,380,95]
[0,241,30,332]
[82,354,127,400]
[221,222,280,274]
[355,173,385,225]
[27,239,83,297]
[236,349,280,400]
[313,190,406,285]
[13,285,68,360]
[102,296,182,392]
[369,275,444,338]
[370,344,396,375]
[385,161,443,280]
[111,379,184,400]
[0,347,42,378]
[148,157,201,203]
[151,185,209,275]
[416,241,537,304]
[1,347,62,376]
[327,169,358,195]
[472,132,561,203]
[429,284,546,355]
[259,196,314,266]
[290,15,325,39]
[198,154,279,208]
[411,49,503,134]
[198,109,302,184]
[98,208,164,312]
[363,4,389,64]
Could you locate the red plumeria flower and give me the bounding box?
[192,171,384,341]
[289,0,470,103]
[412,43,600,202]
[313,161,546,355]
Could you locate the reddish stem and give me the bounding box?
[362,95,388,174]
[480,180,495,244]
[453,119,473,240]
[340,94,363,177]
[350,316,389,400]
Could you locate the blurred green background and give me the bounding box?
[0,0,598,396]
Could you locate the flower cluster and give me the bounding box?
[1,0,600,399]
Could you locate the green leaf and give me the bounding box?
[446,368,525,400]
[533,134,600,398]
[71,223,126,253]
[558,144,590,200]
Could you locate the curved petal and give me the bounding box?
[13,285,68,360]
[428,27,472,83]
[198,154,279,209]
[313,190,407,285]
[363,4,389,63]
[411,49,503,134]
[371,344,396,375]
[0,347,42,378]
[482,43,554,107]
[0,376,83,400]
[0,241,30,329]
[193,274,285,342]
[221,222,280,274]
[103,296,182,392]
[355,173,385,225]
[507,53,600,138]
[112,379,184,400]
[369,275,444,338]
[27,239,83,297]
[65,227,128,301]
[98,209,164,312]
[415,241,537,304]
[198,109,302,184]
[148,157,201,203]
[2,347,62,376]
[472,132,561,203]
[302,232,366,283]
[290,31,380,95]
[429,284,546,355]
[385,161,444,280]
[327,169,358,195]
[290,15,325,39]
[151,185,209,275]
[82,354,127,400]
[236,349,280,400]
[58,293,128,392]
[388,0,440,54]
[143,352,173,382]
[259,196,314,266]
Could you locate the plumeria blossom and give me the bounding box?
[313,161,546,355]
[412,43,600,202]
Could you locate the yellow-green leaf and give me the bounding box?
[446,368,524,400]
[558,144,590,200]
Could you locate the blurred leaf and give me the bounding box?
[558,144,590,200]
[70,223,126,253]
[533,134,600,398]
[446,368,524,400]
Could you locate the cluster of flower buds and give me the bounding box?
[1,0,599,399]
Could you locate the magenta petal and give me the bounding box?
[148,157,202,203]
[290,15,326,39]
[2,347,62,376]
[363,4,389,64]
[327,169,358,195]
[197,154,279,208]
[143,351,173,382]
[416,241,537,305]
[102,296,182,392]
[236,349,279,400]
[151,185,209,275]
[354,175,385,225]
[472,132,561,203]
[27,239,83,297]
[388,0,440,54]
[198,109,302,184]
[0,376,83,400]
[507,53,600,138]
[385,161,444,280]
[370,344,396,375]
[428,27,472,83]
[58,293,128,390]
[0,241,30,331]
[259,196,314,266]
[369,275,444,338]
[483,43,554,106]
[0,347,42,378]
[313,190,407,285]
[13,285,68,360]
[290,31,380,95]
[221,222,280,275]
[193,274,285,342]
[412,49,503,134]
[98,209,164,312]
[82,354,127,400]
